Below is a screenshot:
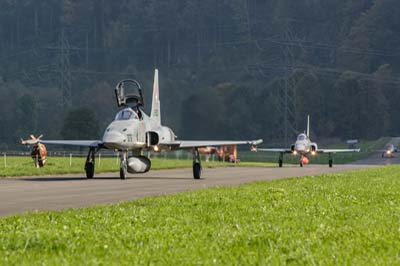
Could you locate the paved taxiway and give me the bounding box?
[0,164,375,217]
[354,137,400,165]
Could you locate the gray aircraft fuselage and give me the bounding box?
[102,107,174,151]
[292,133,318,156]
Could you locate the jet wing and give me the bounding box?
[317,149,360,154]
[41,140,103,147]
[257,148,293,153]
[159,139,263,149]
[22,139,103,148]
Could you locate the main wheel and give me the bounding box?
[85,162,95,179]
[193,163,202,179]
[329,159,333,168]
[279,159,283,168]
[120,161,127,180]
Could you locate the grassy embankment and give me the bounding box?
[0,156,273,178]
[241,137,389,165]
[1,165,400,265]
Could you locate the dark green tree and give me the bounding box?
[61,107,100,140]
[16,94,39,138]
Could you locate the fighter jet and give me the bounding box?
[256,116,360,167]
[22,69,262,179]
[381,144,397,158]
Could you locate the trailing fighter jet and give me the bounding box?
[22,69,262,179]
[381,143,397,158]
[256,116,360,167]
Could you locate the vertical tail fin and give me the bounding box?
[306,115,310,138]
[151,69,161,126]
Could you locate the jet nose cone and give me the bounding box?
[103,131,125,148]
[295,144,306,151]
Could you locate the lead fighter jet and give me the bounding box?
[22,69,262,179]
[256,116,360,167]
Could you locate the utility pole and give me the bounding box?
[58,29,72,109]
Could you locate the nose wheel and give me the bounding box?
[329,153,333,168]
[120,151,128,180]
[192,148,202,179]
[278,153,283,168]
[84,148,96,179]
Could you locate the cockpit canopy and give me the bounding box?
[115,79,144,108]
[385,144,394,150]
[297,134,307,141]
[114,108,139,121]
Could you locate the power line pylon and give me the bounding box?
[57,29,72,109]
[277,30,300,146]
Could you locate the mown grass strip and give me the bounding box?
[1,166,400,265]
[0,157,274,178]
[0,138,387,177]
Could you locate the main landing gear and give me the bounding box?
[328,153,333,168]
[192,148,202,179]
[120,151,128,180]
[85,148,96,179]
[278,153,283,168]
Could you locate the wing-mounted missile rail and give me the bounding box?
[21,135,47,168]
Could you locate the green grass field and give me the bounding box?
[0,156,274,178]
[1,165,400,265]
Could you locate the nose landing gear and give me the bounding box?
[300,156,309,167]
[120,151,128,180]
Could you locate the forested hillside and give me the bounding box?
[1,0,399,149]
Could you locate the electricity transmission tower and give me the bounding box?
[57,29,72,109]
[277,52,297,146]
[277,30,302,146]
[246,28,303,146]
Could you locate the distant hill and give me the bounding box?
[0,0,399,149]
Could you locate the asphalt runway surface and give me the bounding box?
[2,137,400,217]
[354,137,400,165]
[0,164,375,217]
